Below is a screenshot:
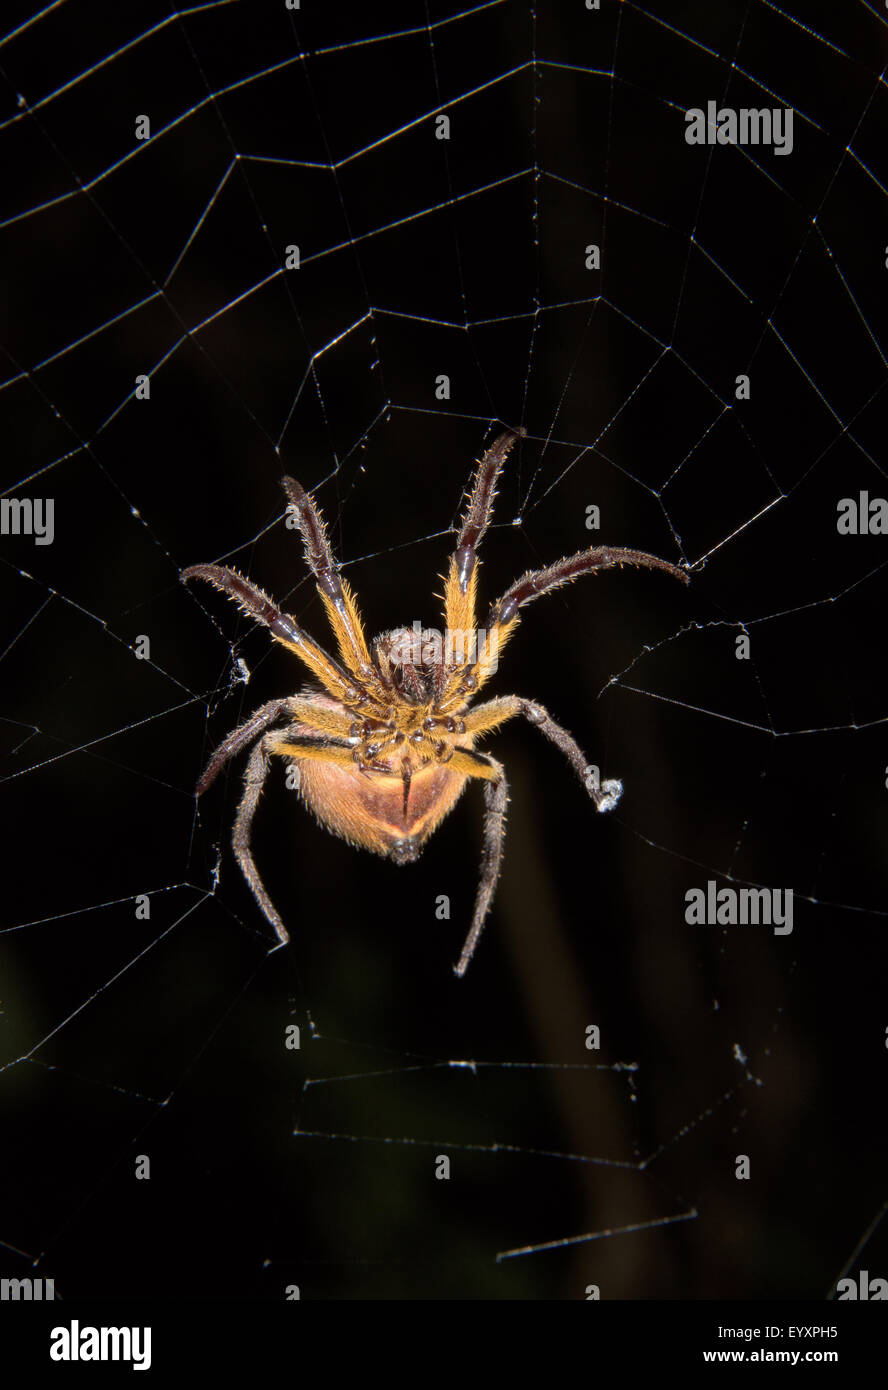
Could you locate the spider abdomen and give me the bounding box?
[296,754,469,863]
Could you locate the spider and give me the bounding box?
[182,428,688,975]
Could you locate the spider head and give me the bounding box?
[374,625,445,705]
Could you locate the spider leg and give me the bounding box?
[445,750,508,978]
[488,545,689,630]
[443,428,524,636]
[442,544,689,704]
[181,563,364,705]
[196,696,293,795]
[281,476,373,680]
[231,729,361,947]
[462,695,623,811]
[232,735,289,947]
[197,701,286,797]
[194,696,355,794]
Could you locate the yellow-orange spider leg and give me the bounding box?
[442,428,524,648]
[281,477,374,681]
[181,564,370,707]
[447,545,689,704]
[194,696,355,794]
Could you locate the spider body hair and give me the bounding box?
[182,428,689,975]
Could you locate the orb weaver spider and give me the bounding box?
[182,428,688,975]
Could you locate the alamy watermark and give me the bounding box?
[685,881,793,935]
[685,101,794,157]
[836,491,888,534]
[1,1276,55,1300]
[389,621,500,675]
[0,496,54,545]
[49,1321,151,1370]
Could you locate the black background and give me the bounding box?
[1,0,887,1302]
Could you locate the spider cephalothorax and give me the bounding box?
[182,428,689,975]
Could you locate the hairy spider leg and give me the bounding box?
[441,544,690,708]
[280,476,374,682]
[193,695,355,794]
[442,427,525,639]
[231,731,361,946]
[463,695,622,810]
[181,564,378,709]
[437,427,689,709]
[444,748,509,977]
